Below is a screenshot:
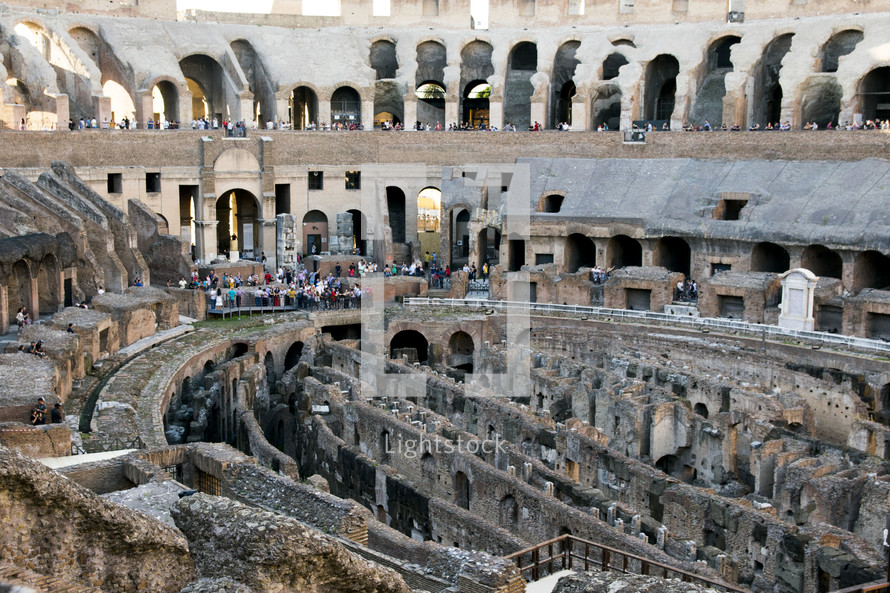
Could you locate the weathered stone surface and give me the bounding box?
[0,446,193,593]
[171,493,412,593]
[552,571,722,593]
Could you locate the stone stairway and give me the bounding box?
[0,563,101,593]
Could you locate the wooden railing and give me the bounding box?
[831,580,890,593]
[503,535,748,592]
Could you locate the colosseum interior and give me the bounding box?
[0,0,888,592]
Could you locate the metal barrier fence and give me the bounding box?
[206,293,362,316]
[404,297,890,356]
[504,534,748,592]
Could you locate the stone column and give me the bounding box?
[259,218,278,268]
[135,90,154,129]
[445,95,459,126]
[318,96,332,128]
[275,95,289,127]
[489,92,504,130]
[362,99,374,130]
[239,96,254,125]
[179,89,193,125]
[195,220,218,262]
[28,275,39,319]
[94,95,112,126]
[571,93,588,130]
[403,94,417,128]
[53,94,69,131]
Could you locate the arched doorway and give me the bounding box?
[478,227,501,267]
[416,82,446,127]
[448,330,474,372]
[463,81,491,129]
[284,341,304,372]
[801,245,842,279]
[798,76,842,129]
[386,187,407,244]
[216,189,260,260]
[591,84,621,130]
[564,234,596,273]
[417,188,441,260]
[36,255,60,315]
[7,260,31,324]
[505,42,537,130]
[853,251,890,293]
[751,242,790,273]
[451,208,470,265]
[389,330,429,363]
[302,210,328,255]
[653,236,691,276]
[371,40,398,80]
[460,40,494,127]
[690,36,741,127]
[291,86,318,129]
[857,67,890,122]
[551,41,580,127]
[751,34,794,127]
[655,454,696,483]
[152,81,179,124]
[644,55,680,123]
[331,86,361,127]
[347,209,366,255]
[820,30,863,72]
[103,80,136,125]
[607,235,642,268]
[498,495,518,528]
[180,54,232,123]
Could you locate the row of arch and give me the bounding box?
[8,20,886,130]
[521,232,889,292]
[4,253,63,326]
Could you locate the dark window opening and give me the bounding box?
[275,184,291,215]
[146,172,161,193]
[308,171,323,191]
[714,198,747,220]
[107,173,122,194]
[536,254,555,265]
[540,194,564,213]
[345,171,361,190]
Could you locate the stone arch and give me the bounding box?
[463,79,491,128]
[386,186,407,243]
[856,67,890,122]
[179,53,236,121]
[798,76,842,129]
[230,39,274,124]
[389,329,429,363]
[750,33,794,127]
[655,454,696,483]
[348,209,368,255]
[284,341,304,372]
[454,470,470,509]
[551,41,580,127]
[303,210,328,255]
[290,85,319,129]
[602,52,628,81]
[415,81,446,126]
[820,29,863,73]
[374,80,403,128]
[591,84,621,130]
[331,86,362,126]
[69,25,136,123]
[143,76,182,124]
[564,233,595,273]
[505,41,537,130]
[213,147,261,172]
[607,235,642,268]
[36,253,61,315]
[689,36,741,127]
[643,54,679,122]
[751,242,790,273]
[653,236,691,276]
[801,245,842,279]
[611,37,636,48]
[417,187,441,237]
[854,251,890,293]
[215,189,260,260]
[694,402,709,418]
[498,495,519,528]
[370,39,398,80]
[415,40,446,89]
[538,192,565,213]
[460,40,494,125]
[450,206,471,264]
[7,259,32,323]
[477,227,501,267]
[447,330,475,372]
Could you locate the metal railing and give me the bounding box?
[403,297,890,356]
[504,534,747,592]
[206,293,362,317]
[831,580,890,593]
[73,435,145,455]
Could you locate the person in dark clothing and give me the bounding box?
[51,403,64,424]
